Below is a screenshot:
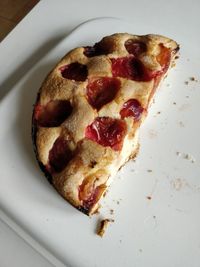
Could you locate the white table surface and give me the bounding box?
[0,0,200,266]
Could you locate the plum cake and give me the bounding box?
[32,33,179,215]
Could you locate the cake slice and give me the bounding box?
[32,33,179,215]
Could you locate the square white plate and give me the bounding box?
[0,17,200,267]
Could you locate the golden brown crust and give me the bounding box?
[32,33,179,215]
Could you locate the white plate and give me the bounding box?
[0,17,200,267]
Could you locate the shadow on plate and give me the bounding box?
[0,35,64,101]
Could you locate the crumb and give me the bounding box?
[185,95,189,98]
[147,169,153,173]
[157,111,161,114]
[166,83,170,87]
[110,209,114,215]
[183,153,196,163]
[175,55,179,59]
[171,178,185,191]
[178,121,184,127]
[153,215,156,219]
[184,154,190,159]
[188,77,198,82]
[117,201,120,205]
[139,249,143,253]
[176,151,196,163]
[93,208,100,215]
[146,196,152,200]
[185,81,189,85]
[119,239,122,243]
[172,62,176,68]
[173,102,176,105]
[97,219,114,237]
[103,191,107,197]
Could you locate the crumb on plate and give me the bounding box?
[184,153,196,163]
[176,151,195,163]
[93,207,100,215]
[97,219,114,237]
[110,209,114,215]
[190,77,198,82]
[103,190,107,197]
[178,121,185,127]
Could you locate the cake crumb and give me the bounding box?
[176,151,195,163]
[184,153,196,163]
[147,169,153,173]
[110,209,114,215]
[178,121,184,127]
[171,178,185,191]
[185,81,189,85]
[157,111,161,114]
[190,77,198,82]
[97,219,114,237]
[93,208,100,215]
[173,102,176,105]
[146,196,152,200]
[103,191,107,197]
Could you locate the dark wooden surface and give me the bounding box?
[0,0,39,41]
